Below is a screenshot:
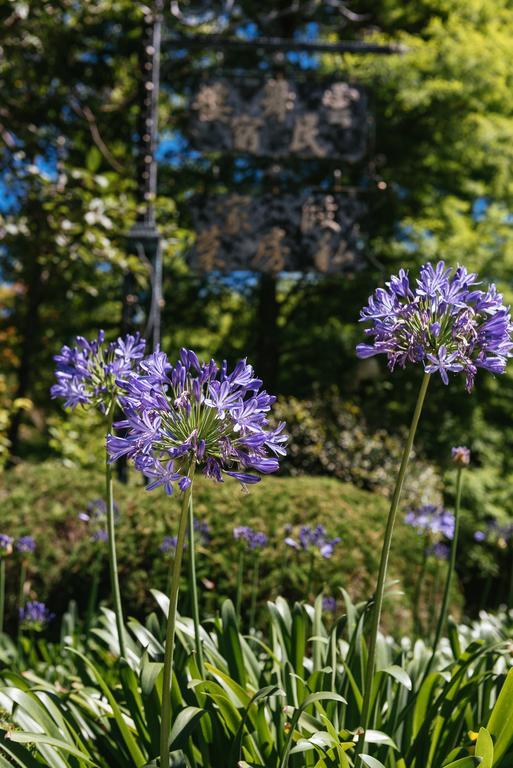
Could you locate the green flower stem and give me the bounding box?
[105,406,126,660]
[249,553,260,632]
[307,550,315,599]
[18,562,26,613]
[357,372,430,762]
[85,552,102,641]
[160,461,196,768]
[187,490,205,677]
[17,560,27,647]
[480,574,492,612]
[429,565,441,639]
[413,534,430,637]
[235,547,244,622]
[0,558,5,634]
[165,557,174,597]
[508,543,513,610]
[429,465,463,670]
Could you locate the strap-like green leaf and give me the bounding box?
[169,706,206,751]
[65,647,146,767]
[381,665,412,691]
[360,755,386,768]
[474,728,493,768]
[8,732,95,764]
[487,668,513,764]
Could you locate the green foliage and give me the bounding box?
[0,376,32,471]
[275,393,442,507]
[0,461,462,631]
[3,0,513,485]
[0,593,511,767]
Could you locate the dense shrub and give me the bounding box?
[0,461,460,632]
[275,393,442,507]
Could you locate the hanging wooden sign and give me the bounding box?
[188,192,365,274]
[188,76,368,161]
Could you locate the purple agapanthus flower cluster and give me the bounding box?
[233,526,268,550]
[19,601,54,629]
[322,595,337,613]
[357,261,513,391]
[426,541,450,560]
[285,524,341,559]
[452,445,471,467]
[473,518,513,547]
[16,536,36,554]
[107,348,287,494]
[194,518,211,546]
[51,331,146,412]
[79,498,119,543]
[160,518,210,554]
[160,535,179,555]
[405,505,455,539]
[0,534,13,555]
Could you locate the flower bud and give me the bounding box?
[451,445,471,467]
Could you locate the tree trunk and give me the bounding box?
[7,256,43,461]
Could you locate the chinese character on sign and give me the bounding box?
[313,233,333,272]
[322,82,360,127]
[290,113,326,157]
[195,224,223,271]
[231,115,263,153]
[260,78,296,123]
[301,195,341,234]
[252,227,289,273]
[192,83,232,122]
[224,195,251,235]
[189,193,364,274]
[189,78,368,161]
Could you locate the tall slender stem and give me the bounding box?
[307,550,315,599]
[0,558,5,634]
[412,534,429,637]
[249,553,260,632]
[17,561,26,646]
[357,372,430,761]
[105,406,126,659]
[160,462,196,768]
[187,490,205,677]
[235,547,244,622]
[429,466,463,670]
[85,551,102,642]
[508,543,513,610]
[429,564,441,639]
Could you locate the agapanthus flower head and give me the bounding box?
[357,261,513,391]
[79,498,119,544]
[452,446,471,467]
[19,601,54,630]
[233,525,268,550]
[79,499,120,524]
[477,517,513,547]
[91,529,108,543]
[405,505,455,539]
[285,524,340,559]
[427,541,450,560]
[322,595,337,613]
[51,331,146,413]
[0,534,13,556]
[160,535,179,555]
[194,518,210,546]
[16,535,36,555]
[159,518,210,556]
[107,348,287,494]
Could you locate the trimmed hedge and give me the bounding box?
[0,461,460,631]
